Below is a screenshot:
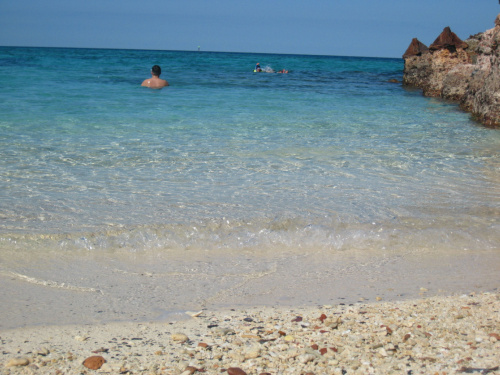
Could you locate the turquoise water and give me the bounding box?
[1,47,499,254]
[1,47,500,328]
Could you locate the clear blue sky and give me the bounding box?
[0,0,498,58]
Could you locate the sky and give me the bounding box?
[0,0,498,58]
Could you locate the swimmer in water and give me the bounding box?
[141,65,169,88]
[254,63,262,72]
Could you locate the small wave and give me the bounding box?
[1,212,498,257]
[5,271,103,294]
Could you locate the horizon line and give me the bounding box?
[0,44,402,60]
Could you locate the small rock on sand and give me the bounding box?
[5,358,30,367]
[82,355,106,370]
[227,368,247,375]
[171,333,189,342]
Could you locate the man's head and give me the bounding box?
[152,65,162,77]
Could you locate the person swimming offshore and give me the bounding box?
[254,63,276,73]
[141,65,169,88]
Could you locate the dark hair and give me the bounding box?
[152,65,161,76]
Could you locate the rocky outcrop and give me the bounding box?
[403,27,471,97]
[403,14,500,127]
[403,38,429,59]
[429,26,468,52]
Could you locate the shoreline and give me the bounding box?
[1,292,499,374]
[2,247,499,331]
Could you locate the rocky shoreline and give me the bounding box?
[1,292,499,374]
[403,13,500,128]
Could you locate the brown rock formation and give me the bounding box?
[403,41,470,97]
[403,15,500,127]
[458,15,500,126]
[403,38,429,59]
[429,26,468,52]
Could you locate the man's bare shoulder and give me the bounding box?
[141,78,169,88]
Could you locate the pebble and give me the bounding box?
[298,353,316,364]
[171,333,189,342]
[213,327,234,336]
[180,366,198,375]
[0,292,499,375]
[244,345,261,359]
[378,347,388,357]
[489,333,500,342]
[5,357,30,367]
[36,347,50,356]
[82,355,106,370]
[227,367,247,375]
[185,310,203,317]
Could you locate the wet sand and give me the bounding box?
[1,246,499,330]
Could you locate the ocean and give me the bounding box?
[1,47,499,328]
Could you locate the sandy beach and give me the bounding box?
[1,292,499,374]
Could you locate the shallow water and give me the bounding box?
[0,47,499,328]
